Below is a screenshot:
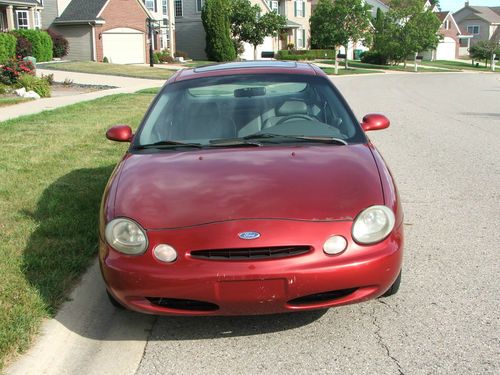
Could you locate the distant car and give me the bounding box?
[100,61,403,315]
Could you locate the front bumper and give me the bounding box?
[100,219,403,316]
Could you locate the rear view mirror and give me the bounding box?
[234,87,266,98]
[361,114,390,132]
[106,125,133,142]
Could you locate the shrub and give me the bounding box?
[276,49,336,61]
[15,36,33,59]
[360,50,388,65]
[47,29,69,58]
[103,56,109,63]
[41,73,54,85]
[174,50,189,59]
[18,73,51,97]
[11,30,53,62]
[0,82,10,94]
[0,58,35,85]
[0,33,16,64]
[153,51,161,64]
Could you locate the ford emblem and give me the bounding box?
[238,231,261,240]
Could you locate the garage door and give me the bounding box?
[102,28,145,64]
[436,37,456,60]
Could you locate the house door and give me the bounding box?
[102,28,145,64]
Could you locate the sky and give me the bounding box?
[438,0,500,12]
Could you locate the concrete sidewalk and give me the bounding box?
[0,69,165,123]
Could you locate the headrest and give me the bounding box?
[276,100,308,116]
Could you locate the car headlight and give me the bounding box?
[352,206,395,245]
[104,218,148,255]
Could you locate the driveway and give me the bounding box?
[7,72,500,375]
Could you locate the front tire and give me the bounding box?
[381,270,401,297]
[107,290,125,309]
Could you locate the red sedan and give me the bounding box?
[100,61,403,316]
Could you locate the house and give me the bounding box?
[453,2,500,45]
[42,0,175,63]
[422,11,472,60]
[0,0,43,31]
[175,0,311,60]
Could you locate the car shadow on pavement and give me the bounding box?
[22,165,115,316]
[150,310,328,340]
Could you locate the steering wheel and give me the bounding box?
[275,114,315,126]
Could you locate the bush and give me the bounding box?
[0,33,16,64]
[0,82,10,94]
[11,30,53,62]
[47,29,69,58]
[18,73,51,97]
[0,58,35,85]
[15,35,33,59]
[360,50,388,65]
[174,50,189,59]
[202,0,236,62]
[103,56,109,63]
[153,51,161,64]
[154,49,174,63]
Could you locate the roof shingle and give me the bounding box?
[56,0,108,22]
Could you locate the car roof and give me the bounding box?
[172,61,324,82]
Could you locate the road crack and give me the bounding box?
[371,305,405,375]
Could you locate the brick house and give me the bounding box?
[0,0,43,32]
[175,0,312,60]
[42,0,175,63]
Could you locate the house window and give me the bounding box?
[444,19,450,30]
[174,0,183,17]
[271,1,279,12]
[162,0,168,15]
[467,25,479,34]
[296,28,305,49]
[34,11,42,29]
[145,0,156,12]
[196,0,204,12]
[16,10,29,29]
[294,1,305,17]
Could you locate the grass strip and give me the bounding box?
[0,91,156,369]
[38,61,176,80]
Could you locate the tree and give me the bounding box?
[202,0,236,62]
[310,0,371,71]
[231,0,286,60]
[372,0,441,67]
[469,40,500,68]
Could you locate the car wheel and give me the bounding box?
[381,270,401,297]
[107,290,125,309]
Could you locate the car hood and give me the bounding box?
[114,145,383,229]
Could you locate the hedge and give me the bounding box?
[0,33,17,64]
[11,30,53,62]
[276,49,336,61]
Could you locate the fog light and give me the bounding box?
[323,235,347,255]
[153,244,177,263]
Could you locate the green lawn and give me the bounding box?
[184,60,214,68]
[0,97,33,107]
[0,90,157,370]
[37,61,177,80]
[320,67,382,75]
[321,60,459,73]
[420,59,499,72]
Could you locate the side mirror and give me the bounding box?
[106,125,133,142]
[361,114,390,132]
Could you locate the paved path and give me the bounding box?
[0,69,164,123]
[6,73,500,375]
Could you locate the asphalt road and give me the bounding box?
[8,72,499,375]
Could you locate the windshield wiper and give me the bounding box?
[208,139,263,147]
[243,133,347,145]
[135,140,203,149]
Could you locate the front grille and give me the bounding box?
[190,246,311,260]
[147,297,219,311]
[288,288,358,306]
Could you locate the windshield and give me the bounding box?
[135,74,365,149]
